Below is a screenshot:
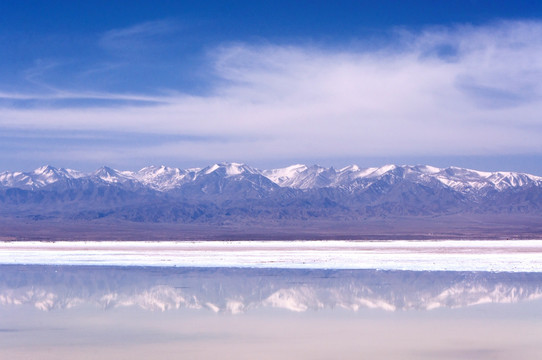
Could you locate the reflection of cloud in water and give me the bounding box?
[1,266,542,313]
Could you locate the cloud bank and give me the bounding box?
[2,21,542,168]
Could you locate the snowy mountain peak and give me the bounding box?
[371,164,397,177]
[62,168,84,178]
[93,166,135,183]
[94,166,119,178]
[1,163,541,197]
[263,164,308,185]
[223,162,247,176]
[202,162,258,177]
[138,165,183,176]
[33,164,57,175]
[135,165,191,191]
[412,165,442,174]
[1,162,542,225]
[339,164,360,172]
[264,164,331,189]
[203,163,220,175]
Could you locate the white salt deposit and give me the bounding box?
[1,240,541,272]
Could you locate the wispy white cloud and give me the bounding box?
[2,20,542,166]
[100,20,181,51]
[0,90,171,103]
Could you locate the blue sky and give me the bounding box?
[2,0,542,174]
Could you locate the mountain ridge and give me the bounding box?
[1,162,542,239]
[2,162,541,193]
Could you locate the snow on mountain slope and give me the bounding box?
[92,166,135,183]
[0,170,34,189]
[136,165,194,191]
[187,163,279,197]
[262,164,308,186]
[1,163,541,196]
[0,165,84,190]
[265,165,333,189]
[263,164,437,190]
[264,163,542,194]
[434,167,542,193]
[200,162,260,177]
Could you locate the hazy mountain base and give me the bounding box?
[2,214,542,241]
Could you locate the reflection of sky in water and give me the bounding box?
[1,266,542,359]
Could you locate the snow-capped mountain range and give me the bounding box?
[2,162,541,193]
[1,162,542,226]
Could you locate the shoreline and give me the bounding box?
[1,240,542,272]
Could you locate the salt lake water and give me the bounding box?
[1,263,542,359]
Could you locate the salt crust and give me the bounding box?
[1,240,541,272]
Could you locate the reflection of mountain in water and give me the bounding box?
[1,266,541,313]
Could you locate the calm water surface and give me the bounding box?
[1,266,542,359]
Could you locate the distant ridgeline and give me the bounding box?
[1,163,542,239]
